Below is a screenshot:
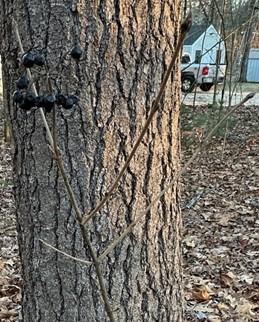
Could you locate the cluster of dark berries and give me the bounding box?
[13,91,35,111]
[56,93,80,109]
[22,51,45,68]
[13,45,82,112]
[21,44,83,68]
[13,88,79,112]
[13,74,79,112]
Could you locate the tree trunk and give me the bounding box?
[0,1,183,321]
[239,0,257,82]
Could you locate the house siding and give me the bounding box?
[183,25,225,65]
[182,45,192,56]
[247,48,259,82]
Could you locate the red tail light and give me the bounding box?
[202,66,209,75]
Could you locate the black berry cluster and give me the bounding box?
[22,51,45,68]
[13,90,79,112]
[14,48,81,112]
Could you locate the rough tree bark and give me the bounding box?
[0,1,183,321]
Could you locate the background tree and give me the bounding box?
[0,0,184,321]
[239,0,259,81]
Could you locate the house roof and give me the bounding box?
[184,25,209,45]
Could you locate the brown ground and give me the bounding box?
[0,102,258,321]
[182,105,259,322]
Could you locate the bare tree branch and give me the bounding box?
[39,239,93,265]
[81,13,193,225]
[13,21,116,322]
[97,93,255,261]
[13,20,54,148]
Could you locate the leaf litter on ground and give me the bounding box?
[0,102,258,321]
[182,105,259,322]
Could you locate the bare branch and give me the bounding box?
[97,93,255,261]
[13,20,54,148]
[39,239,93,265]
[81,13,193,225]
[13,21,116,322]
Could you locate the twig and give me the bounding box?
[81,13,193,225]
[13,21,116,322]
[0,225,17,235]
[46,65,115,320]
[13,20,54,148]
[46,76,83,223]
[184,190,205,209]
[97,93,255,261]
[39,239,93,265]
[80,227,116,321]
[50,93,116,322]
[221,119,229,160]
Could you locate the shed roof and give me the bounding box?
[184,25,209,45]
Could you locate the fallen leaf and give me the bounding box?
[184,236,197,248]
[240,274,254,285]
[0,308,19,319]
[217,302,230,312]
[220,272,236,287]
[208,315,221,322]
[218,213,235,226]
[248,290,259,303]
[236,298,258,320]
[191,285,214,302]
[0,259,5,272]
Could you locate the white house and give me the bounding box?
[183,24,226,65]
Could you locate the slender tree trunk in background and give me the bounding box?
[209,0,215,25]
[239,0,257,82]
[0,1,183,321]
[0,51,11,142]
[183,0,188,18]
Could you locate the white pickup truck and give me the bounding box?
[181,53,226,93]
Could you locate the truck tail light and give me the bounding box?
[202,66,209,75]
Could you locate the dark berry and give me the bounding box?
[23,93,36,109]
[13,91,24,104]
[70,45,83,60]
[56,93,66,106]
[43,95,56,112]
[19,103,31,111]
[22,52,35,68]
[35,96,45,108]
[34,54,45,66]
[69,95,79,105]
[16,75,29,89]
[63,97,74,109]
[18,93,35,111]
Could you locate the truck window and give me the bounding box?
[195,50,202,64]
[181,54,190,64]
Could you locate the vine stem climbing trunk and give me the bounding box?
[0,1,184,321]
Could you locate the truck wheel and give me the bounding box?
[181,75,195,93]
[200,83,213,91]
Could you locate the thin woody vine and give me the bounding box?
[12,12,254,322]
